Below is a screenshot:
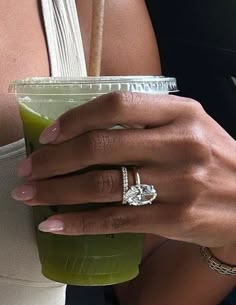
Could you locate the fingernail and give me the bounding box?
[17,158,32,178]
[11,185,36,201]
[39,121,60,144]
[38,220,64,232]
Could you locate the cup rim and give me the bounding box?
[10,76,177,86]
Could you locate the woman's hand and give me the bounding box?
[12,92,236,248]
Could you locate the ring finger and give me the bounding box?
[12,167,186,205]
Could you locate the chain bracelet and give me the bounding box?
[200,246,236,276]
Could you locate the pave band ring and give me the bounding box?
[122,167,129,204]
[122,167,158,206]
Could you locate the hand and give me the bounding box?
[12,92,236,248]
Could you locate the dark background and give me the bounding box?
[146,0,236,138]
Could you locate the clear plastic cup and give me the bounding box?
[9,76,177,286]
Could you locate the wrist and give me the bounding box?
[210,245,236,265]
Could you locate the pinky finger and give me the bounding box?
[38,205,163,236]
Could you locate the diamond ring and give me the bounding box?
[122,168,158,206]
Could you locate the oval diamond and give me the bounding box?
[124,184,157,206]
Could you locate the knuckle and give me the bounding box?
[179,98,205,121]
[185,98,204,115]
[189,169,207,188]
[182,167,209,200]
[108,91,135,116]
[66,216,92,235]
[175,203,199,233]
[182,128,211,164]
[78,216,91,234]
[105,213,132,231]
[93,172,116,195]
[177,205,191,223]
[174,102,210,165]
[85,131,111,158]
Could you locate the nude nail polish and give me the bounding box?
[39,121,60,144]
[38,220,64,232]
[11,185,36,201]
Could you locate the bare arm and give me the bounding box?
[116,242,236,305]
[77,0,161,76]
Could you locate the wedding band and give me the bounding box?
[134,170,141,185]
[123,168,158,206]
[122,167,129,204]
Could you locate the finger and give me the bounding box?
[39,92,194,144]
[12,167,188,206]
[13,170,123,205]
[24,129,166,180]
[37,203,175,236]
[25,126,190,180]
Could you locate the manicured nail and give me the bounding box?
[17,158,32,178]
[38,220,64,232]
[11,185,36,201]
[39,121,60,144]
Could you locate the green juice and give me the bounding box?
[19,103,143,286]
[11,76,177,286]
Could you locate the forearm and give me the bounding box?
[116,241,236,305]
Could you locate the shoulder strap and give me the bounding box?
[41,0,87,77]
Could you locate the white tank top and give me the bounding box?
[0,1,86,304]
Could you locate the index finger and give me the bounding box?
[39,92,192,144]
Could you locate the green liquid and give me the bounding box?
[20,103,143,286]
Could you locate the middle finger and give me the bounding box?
[20,129,165,180]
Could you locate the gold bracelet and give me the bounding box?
[200,246,236,276]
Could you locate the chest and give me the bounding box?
[0,0,93,92]
[0,1,50,92]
